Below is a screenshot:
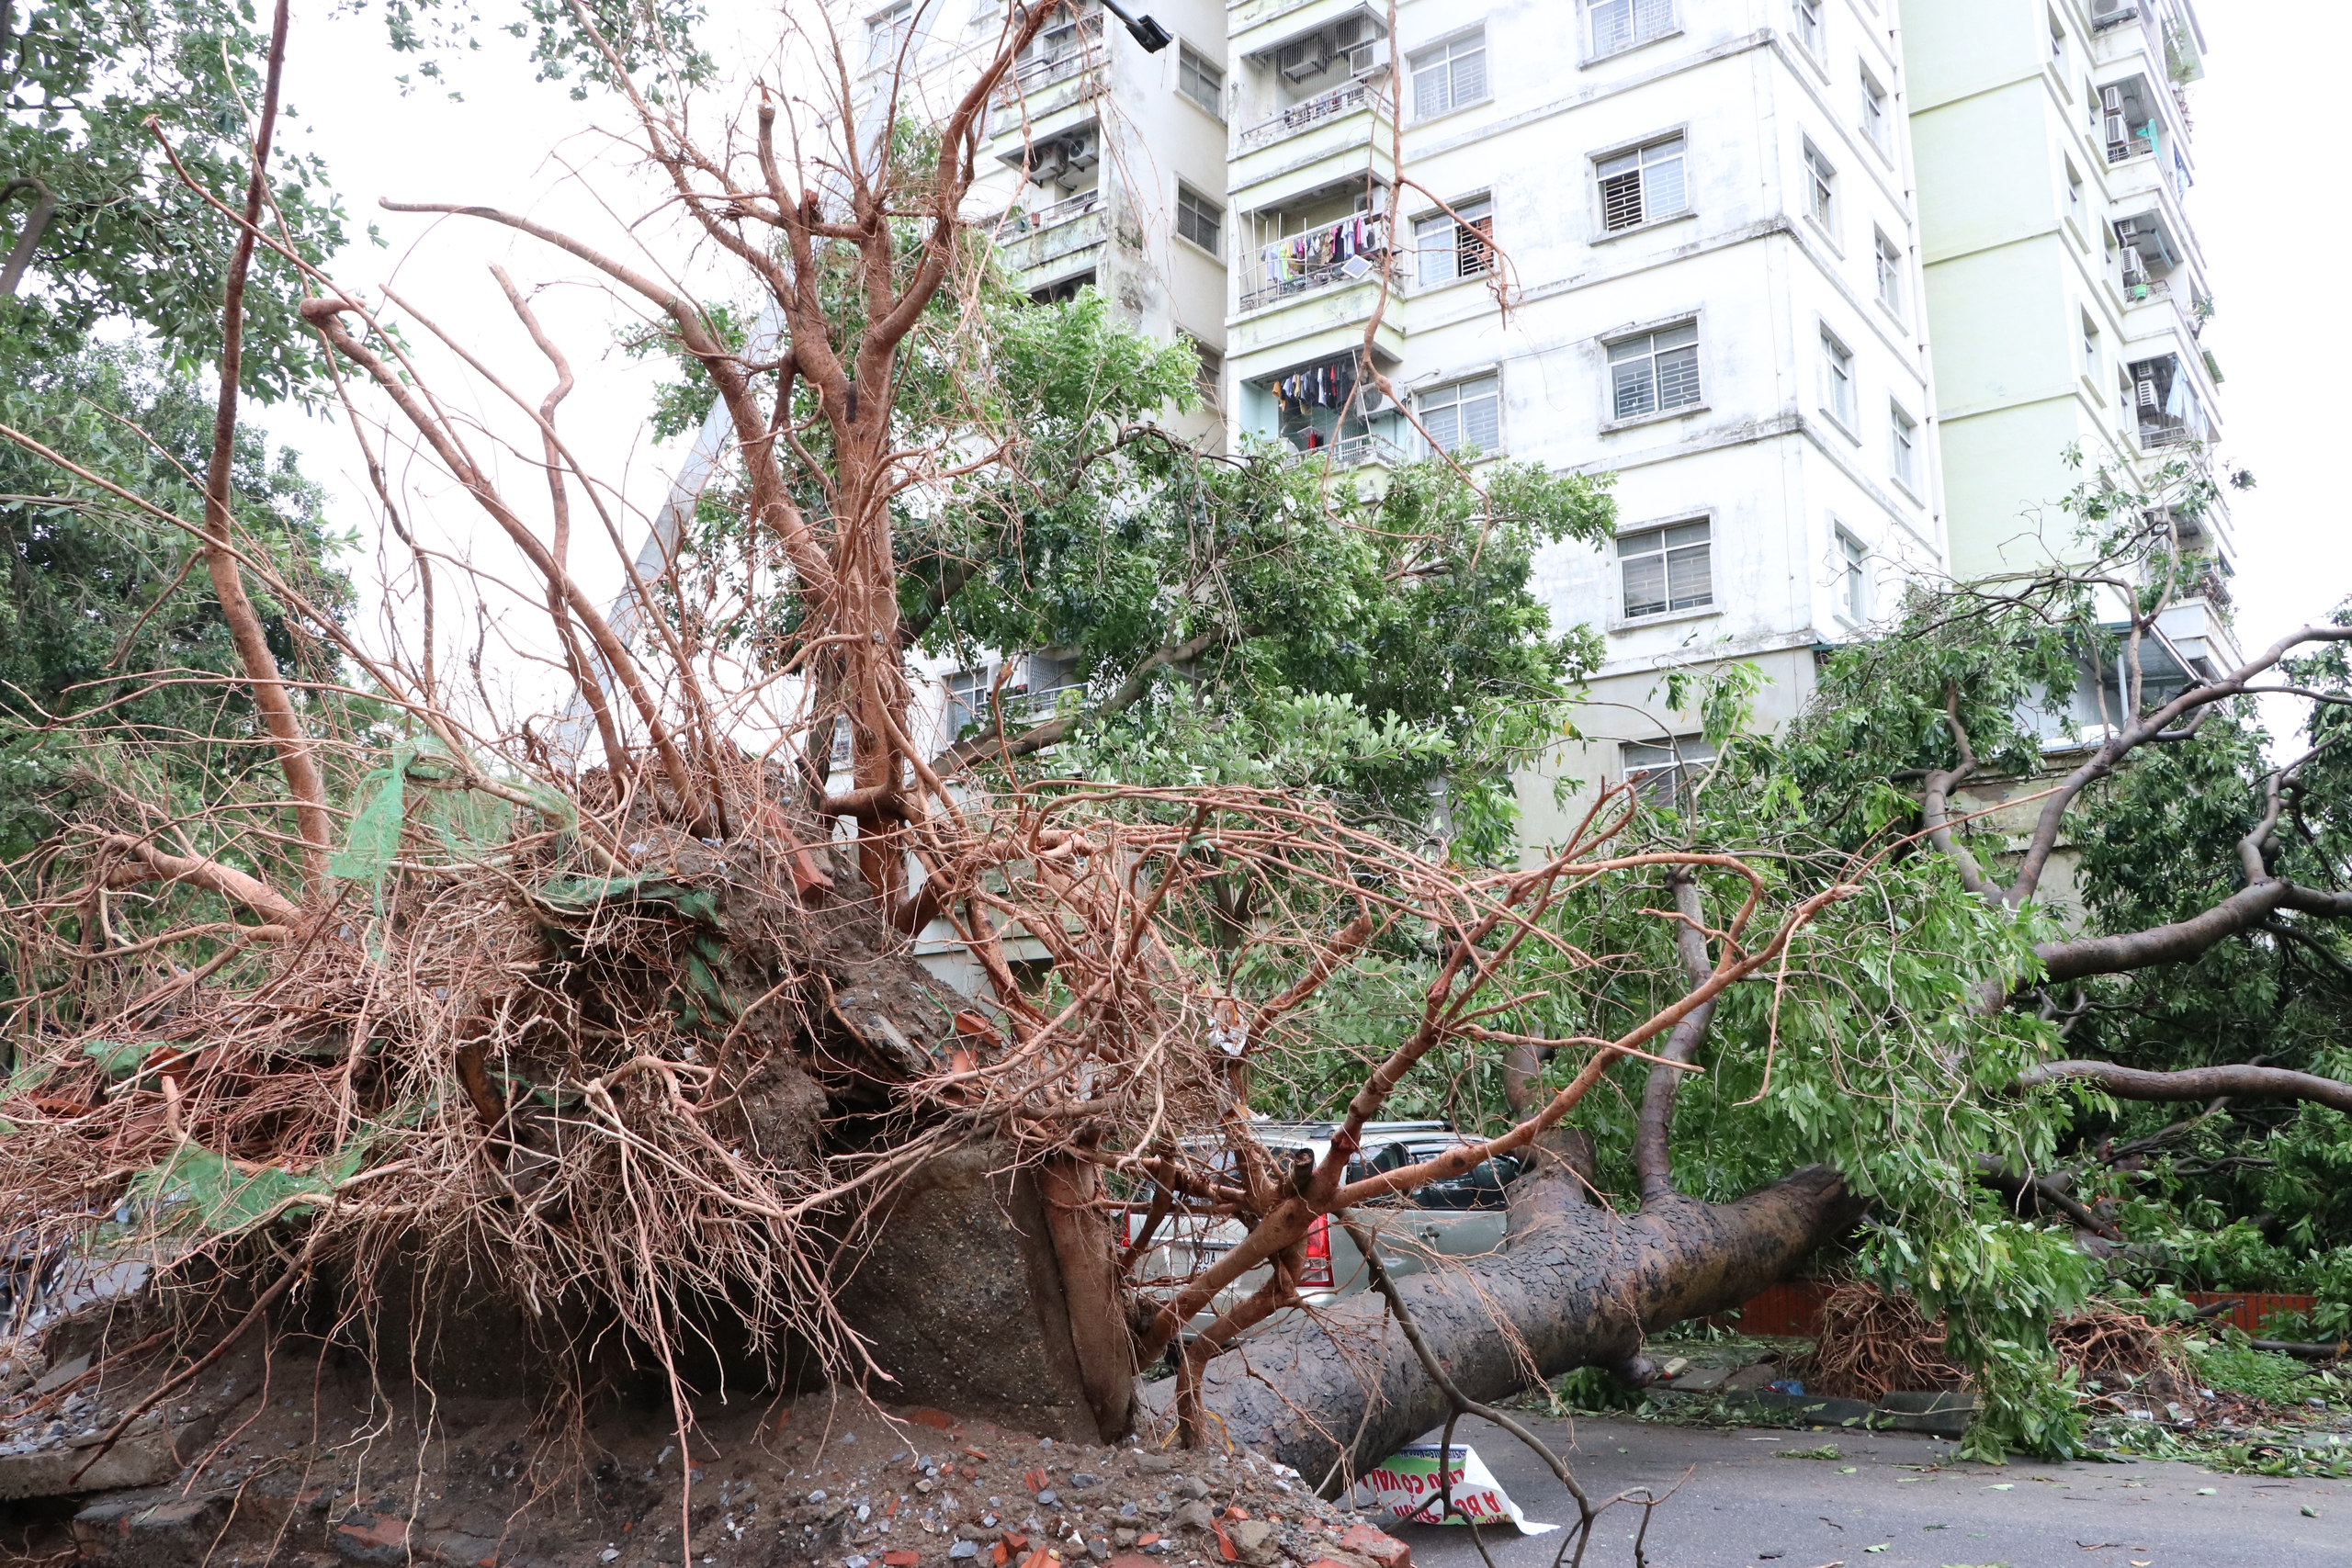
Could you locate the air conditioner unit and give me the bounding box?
[1060,127,1099,170]
[2091,0,2132,20]
[2137,378,2160,410]
[2105,113,2130,145]
[1026,141,1069,185]
[1344,43,1381,75]
[1277,34,1333,82]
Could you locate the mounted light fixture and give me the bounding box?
[1095,0,1171,51]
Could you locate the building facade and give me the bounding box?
[1212,0,1948,847]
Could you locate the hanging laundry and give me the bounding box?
[1258,215,1386,286]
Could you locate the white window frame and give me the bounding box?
[1585,0,1677,62]
[2081,311,2101,384]
[1792,0,1825,60]
[1889,401,1919,493]
[1417,372,1503,456]
[1835,525,1871,625]
[1860,69,1891,156]
[1177,41,1224,119]
[1615,518,1713,620]
[1604,320,1703,424]
[1621,734,1716,804]
[866,0,915,69]
[1595,135,1689,234]
[1820,326,1856,432]
[1413,196,1497,287]
[2064,157,2085,228]
[1873,231,1905,318]
[1175,184,1222,257]
[1410,30,1489,122]
[1802,141,1837,236]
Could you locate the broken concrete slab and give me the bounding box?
[71,1494,232,1565]
[0,1405,221,1500]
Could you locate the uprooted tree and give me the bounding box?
[5,0,2352,1534]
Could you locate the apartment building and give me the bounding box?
[1214,0,1948,844]
[850,0,1230,439]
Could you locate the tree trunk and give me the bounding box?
[1180,1152,1857,1480]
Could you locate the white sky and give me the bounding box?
[252,0,2344,733]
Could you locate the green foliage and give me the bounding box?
[2188,1336,2325,1404]
[0,0,349,401]
[0,343,353,869]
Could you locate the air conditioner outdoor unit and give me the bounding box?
[1277,34,1333,81]
[2105,113,2130,145]
[2091,0,2132,21]
[1060,128,1099,170]
[1026,141,1069,185]
[1344,43,1381,75]
[2102,85,2124,113]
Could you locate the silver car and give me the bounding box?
[1125,1120,1529,1328]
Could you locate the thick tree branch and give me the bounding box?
[1634,868,1716,1205]
[2017,1059,2352,1116]
[101,835,304,927]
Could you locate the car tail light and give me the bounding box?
[1300,1214,1333,1288]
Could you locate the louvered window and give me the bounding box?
[1178,43,1224,117]
[1414,197,1496,285]
[1608,323,1701,420]
[1618,522,1713,617]
[1598,137,1686,232]
[1419,375,1501,455]
[1411,32,1487,120]
[1589,0,1675,59]
[1176,186,1222,255]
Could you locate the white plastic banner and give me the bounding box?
[1351,1443,1555,1533]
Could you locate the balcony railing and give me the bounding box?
[2106,124,2158,164]
[998,28,1104,104]
[1235,73,1389,152]
[1240,253,1388,311]
[1283,432,1405,469]
[998,188,1103,238]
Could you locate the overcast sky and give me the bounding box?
[252,0,2342,726]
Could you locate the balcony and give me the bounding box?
[993,188,1108,276]
[1283,431,1404,470]
[1227,272,1402,383]
[2130,353,2207,453]
[988,27,1107,149]
[1229,73,1395,217]
[1231,0,1387,71]
[1239,213,1389,311]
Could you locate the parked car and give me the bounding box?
[1125,1120,1528,1330]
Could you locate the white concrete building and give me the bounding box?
[848,0,1231,444]
[1905,0,2233,689]
[1214,1,1949,846]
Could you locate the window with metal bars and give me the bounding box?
[1597,137,1686,232]
[1621,735,1715,804]
[1411,31,1487,120]
[1607,323,1701,421]
[1418,375,1500,454]
[1588,0,1674,59]
[1803,142,1836,231]
[1617,522,1712,617]
[1414,197,1496,285]
[1178,43,1224,118]
[1176,186,1222,256]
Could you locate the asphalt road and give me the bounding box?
[1373,1416,2348,1568]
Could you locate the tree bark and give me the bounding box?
[1182,1150,1856,1479]
[2018,1058,2352,1115]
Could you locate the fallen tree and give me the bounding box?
[3,5,2349,1536]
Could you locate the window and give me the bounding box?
[1792,0,1824,58]
[1032,270,1095,305]
[1195,347,1223,407]
[1414,197,1496,286]
[1890,402,1918,491]
[1589,0,1675,59]
[1178,42,1223,118]
[1621,735,1716,804]
[1860,72,1890,153]
[2049,9,2067,68]
[1597,137,1687,232]
[1617,521,1713,617]
[1419,374,1500,455]
[1874,231,1905,316]
[2081,312,2100,382]
[1837,527,1870,623]
[866,0,914,67]
[2064,158,2085,224]
[1410,31,1487,120]
[1820,328,1855,428]
[944,667,987,737]
[1607,322,1702,420]
[1802,142,1836,231]
[1175,185,1222,255]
